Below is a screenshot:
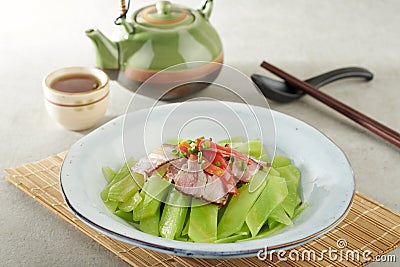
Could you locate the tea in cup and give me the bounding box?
[42,66,110,131]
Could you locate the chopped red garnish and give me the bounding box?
[178,141,190,156]
[213,152,228,169]
[196,138,203,150]
[204,163,225,177]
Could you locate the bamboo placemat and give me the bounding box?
[4,152,400,267]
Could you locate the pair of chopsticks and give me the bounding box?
[260,61,400,148]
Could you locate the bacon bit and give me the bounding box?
[204,163,238,195]
[188,154,198,161]
[223,165,238,194]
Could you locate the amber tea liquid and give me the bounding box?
[50,74,100,93]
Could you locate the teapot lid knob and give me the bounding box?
[136,1,194,26]
[156,1,172,15]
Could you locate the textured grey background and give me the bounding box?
[0,0,399,266]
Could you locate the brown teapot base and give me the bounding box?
[114,63,222,100]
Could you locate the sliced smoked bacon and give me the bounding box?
[231,157,261,183]
[132,144,270,206]
[168,155,229,205]
[131,144,178,178]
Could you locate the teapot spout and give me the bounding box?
[85,29,119,80]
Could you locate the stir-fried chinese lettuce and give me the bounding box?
[100,137,306,242]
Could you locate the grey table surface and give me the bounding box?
[1,0,399,266]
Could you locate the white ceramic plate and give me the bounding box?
[60,101,354,258]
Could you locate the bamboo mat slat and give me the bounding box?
[4,152,400,267]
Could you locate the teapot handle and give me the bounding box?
[114,0,135,34]
[200,0,213,19]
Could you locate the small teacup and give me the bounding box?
[42,66,110,131]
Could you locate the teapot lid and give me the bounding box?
[135,1,194,27]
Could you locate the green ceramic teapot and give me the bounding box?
[86,0,223,99]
